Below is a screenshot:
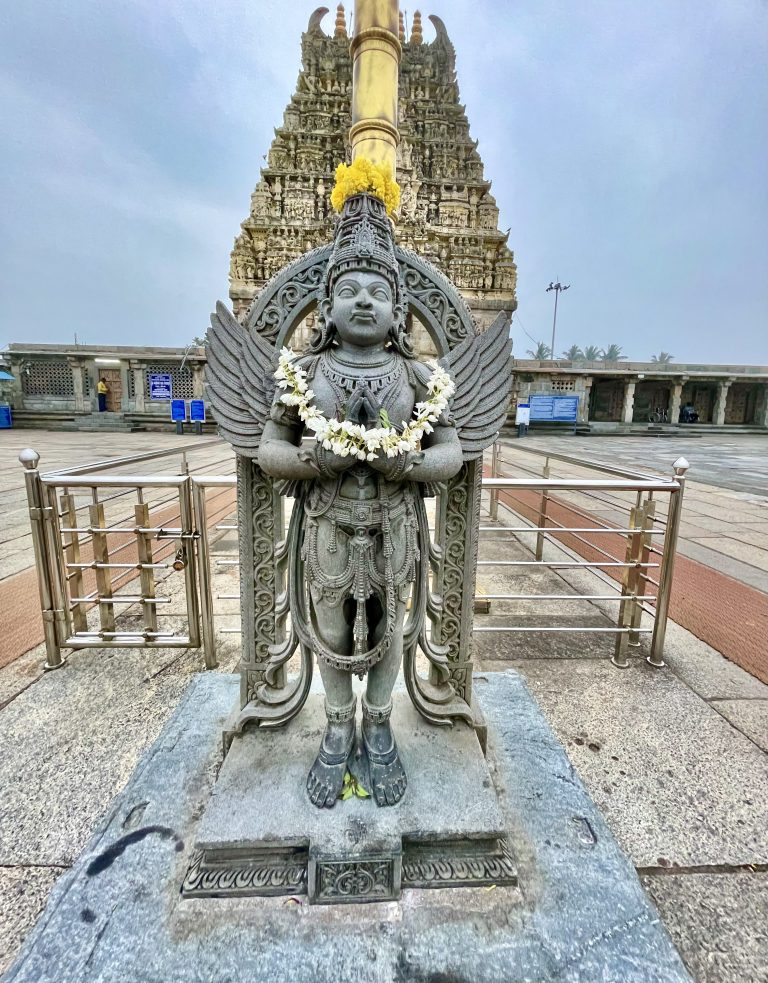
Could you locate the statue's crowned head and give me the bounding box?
[311,193,413,357]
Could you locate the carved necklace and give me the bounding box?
[320,350,403,403]
[274,347,455,462]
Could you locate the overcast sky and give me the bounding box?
[1,0,766,363]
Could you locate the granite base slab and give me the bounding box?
[4,671,692,982]
[187,693,512,903]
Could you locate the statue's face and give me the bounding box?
[329,271,395,348]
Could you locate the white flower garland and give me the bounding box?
[274,347,455,461]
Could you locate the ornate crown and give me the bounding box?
[325,193,400,299]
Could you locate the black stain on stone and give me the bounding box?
[80,908,96,923]
[86,826,183,877]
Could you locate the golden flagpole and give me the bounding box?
[349,0,401,174]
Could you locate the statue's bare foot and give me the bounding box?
[307,717,355,809]
[361,707,406,807]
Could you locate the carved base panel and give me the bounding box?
[185,690,517,906]
[182,837,516,904]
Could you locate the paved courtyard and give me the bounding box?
[0,428,767,981]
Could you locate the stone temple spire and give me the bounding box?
[334,3,347,38]
[399,9,405,43]
[411,10,423,44]
[229,7,517,342]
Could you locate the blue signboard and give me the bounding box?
[0,404,12,429]
[149,373,172,400]
[530,394,579,422]
[171,399,187,422]
[189,399,206,423]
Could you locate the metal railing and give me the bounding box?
[482,442,689,667]
[18,440,688,672]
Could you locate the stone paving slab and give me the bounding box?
[0,642,237,867]
[0,867,64,977]
[709,699,768,753]
[508,659,768,869]
[642,872,768,983]
[660,630,768,702]
[4,671,691,983]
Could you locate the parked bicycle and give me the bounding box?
[648,407,669,424]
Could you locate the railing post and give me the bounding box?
[89,502,115,636]
[612,503,643,668]
[535,459,550,562]
[628,498,655,646]
[62,492,88,634]
[135,502,159,639]
[192,480,218,668]
[18,449,63,669]
[179,477,202,650]
[648,457,689,667]
[489,441,499,521]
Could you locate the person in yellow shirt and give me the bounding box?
[97,378,109,412]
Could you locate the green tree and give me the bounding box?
[601,344,627,362]
[561,344,584,361]
[582,345,602,360]
[651,351,674,363]
[192,334,208,348]
[526,342,552,359]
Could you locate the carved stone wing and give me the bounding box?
[440,311,513,460]
[205,301,278,457]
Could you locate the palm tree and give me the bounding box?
[561,345,584,361]
[582,345,601,361]
[601,344,627,362]
[651,351,674,363]
[526,342,552,360]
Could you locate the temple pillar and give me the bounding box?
[120,362,131,413]
[192,363,205,399]
[579,377,592,423]
[132,365,146,412]
[754,383,768,428]
[713,379,732,426]
[68,359,87,413]
[669,380,684,424]
[621,379,636,424]
[9,359,24,409]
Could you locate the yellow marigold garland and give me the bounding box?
[330,157,400,216]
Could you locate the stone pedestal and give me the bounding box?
[5,672,692,983]
[187,694,513,904]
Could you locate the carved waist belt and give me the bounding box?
[319,495,408,532]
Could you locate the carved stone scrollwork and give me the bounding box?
[243,244,332,340]
[311,856,398,903]
[402,838,517,889]
[182,849,308,898]
[181,839,515,901]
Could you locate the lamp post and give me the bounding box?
[546,279,570,358]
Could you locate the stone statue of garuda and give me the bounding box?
[206,191,512,810]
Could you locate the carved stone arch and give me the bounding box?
[396,246,477,356]
[242,243,332,347]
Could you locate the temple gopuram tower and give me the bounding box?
[229,5,517,350]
